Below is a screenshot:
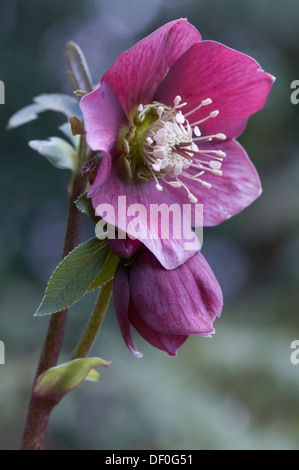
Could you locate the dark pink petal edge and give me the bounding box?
[165,139,262,226]
[155,40,275,140]
[113,264,143,358]
[89,157,200,269]
[129,301,188,356]
[80,81,128,153]
[101,19,202,118]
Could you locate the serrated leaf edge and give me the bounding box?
[35,238,109,316]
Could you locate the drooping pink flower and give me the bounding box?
[80,19,274,269]
[112,242,223,357]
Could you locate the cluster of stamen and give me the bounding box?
[122,95,227,203]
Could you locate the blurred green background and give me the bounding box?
[1,0,299,450]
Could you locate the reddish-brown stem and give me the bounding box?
[20,138,87,450]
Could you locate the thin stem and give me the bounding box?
[72,280,113,360]
[20,136,87,450]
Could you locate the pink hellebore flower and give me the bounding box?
[80,19,274,270]
[111,239,223,357]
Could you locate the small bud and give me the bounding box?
[70,116,86,136]
[73,90,88,97]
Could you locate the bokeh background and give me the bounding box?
[1,0,299,450]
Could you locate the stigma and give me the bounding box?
[121,96,226,203]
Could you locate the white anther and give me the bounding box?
[157,106,164,118]
[153,147,167,159]
[210,110,219,118]
[152,162,161,171]
[188,193,198,203]
[209,161,222,170]
[215,133,227,140]
[214,150,226,157]
[168,181,182,188]
[202,98,212,106]
[174,96,182,106]
[194,126,201,137]
[175,112,185,124]
[201,181,211,189]
[212,169,223,176]
[137,104,144,112]
[159,159,169,169]
[155,128,168,144]
[173,163,183,177]
[156,183,163,191]
[146,136,153,145]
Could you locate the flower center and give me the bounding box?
[120,96,226,203]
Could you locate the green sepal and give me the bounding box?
[34,357,110,403]
[85,368,100,383]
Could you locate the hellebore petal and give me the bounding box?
[87,151,112,197]
[128,301,188,356]
[113,264,142,358]
[90,158,200,269]
[108,237,141,259]
[81,20,274,274]
[155,40,275,140]
[80,81,127,153]
[129,248,223,336]
[101,19,202,117]
[112,247,222,357]
[166,139,262,226]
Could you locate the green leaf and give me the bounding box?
[88,251,120,292]
[66,41,93,93]
[35,238,109,316]
[7,93,81,129]
[29,137,77,171]
[85,368,100,383]
[34,357,110,403]
[75,193,100,223]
